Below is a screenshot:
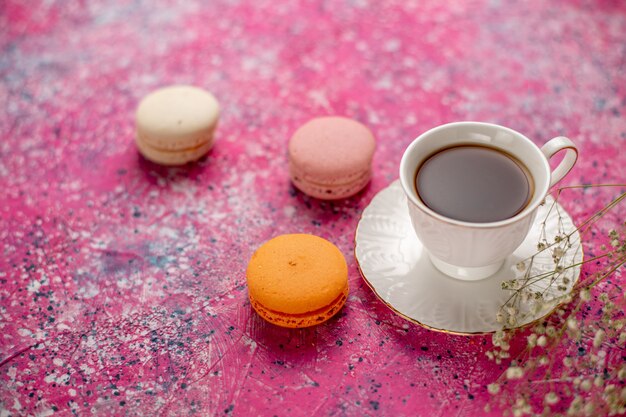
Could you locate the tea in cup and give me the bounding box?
[399,122,577,280]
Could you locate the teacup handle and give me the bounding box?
[541,136,578,188]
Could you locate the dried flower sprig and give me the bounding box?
[485,184,626,416]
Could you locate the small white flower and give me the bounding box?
[544,392,559,405]
[496,312,505,324]
[552,247,565,260]
[527,333,538,348]
[568,396,583,414]
[537,335,547,347]
[595,376,604,387]
[567,318,578,331]
[492,330,505,347]
[580,288,591,301]
[605,384,617,394]
[487,383,501,395]
[580,379,592,392]
[506,366,524,380]
[594,329,606,348]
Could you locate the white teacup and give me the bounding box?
[399,122,578,281]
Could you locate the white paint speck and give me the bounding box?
[374,74,393,90]
[17,328,33,337]
[27,278,43,293]
[158,227,179,238]
[283,206,296,217]
[384,39,401,52]
[307,90,332,112]
[367,110,380,124]
[80,364,95,375]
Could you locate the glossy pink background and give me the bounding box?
[1,1,625,416]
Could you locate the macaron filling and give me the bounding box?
[136,131,215,153]
[291,170,371,199]
[250,286,348,328]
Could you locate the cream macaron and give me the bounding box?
[135,85,219,165]
[288,116,376,199]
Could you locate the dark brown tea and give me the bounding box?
[415,145,533,223]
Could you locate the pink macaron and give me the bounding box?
[288,116,376,200]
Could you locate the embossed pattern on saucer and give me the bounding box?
[355,180,583,334]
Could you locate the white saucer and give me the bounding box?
[354,180,582,335]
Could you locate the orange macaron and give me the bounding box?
[246,234,349,328]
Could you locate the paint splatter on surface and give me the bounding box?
[1,1,625,415]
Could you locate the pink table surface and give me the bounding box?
[1,1,626,416]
